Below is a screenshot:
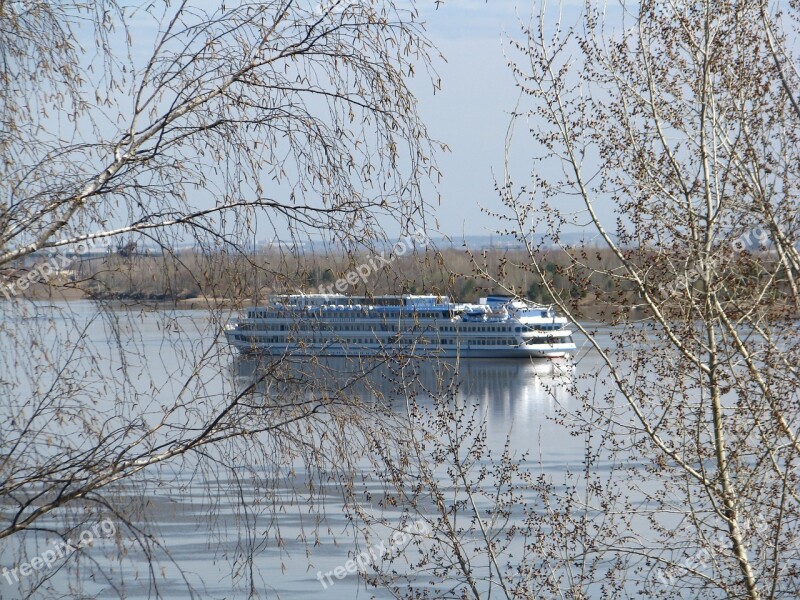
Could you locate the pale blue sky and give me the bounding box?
[411,0,587,238]
[108,1,592,242]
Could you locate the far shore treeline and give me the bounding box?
[2,244,795,322]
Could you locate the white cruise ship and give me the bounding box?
[224,294,576,359]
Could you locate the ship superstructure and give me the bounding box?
[225,294,576,358]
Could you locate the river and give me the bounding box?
[1,301,622,599]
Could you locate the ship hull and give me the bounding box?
[224,335,575,359]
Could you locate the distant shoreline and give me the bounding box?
[0,283,250,310]
[0,282,644,323]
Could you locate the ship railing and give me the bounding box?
[521,328,573,337]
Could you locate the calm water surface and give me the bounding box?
[2,302,620,599]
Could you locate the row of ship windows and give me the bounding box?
[249,310,451,319]
[235,336,519,346]
[442,325,562,332]
[242,323,560,333]
[443,325,511,332]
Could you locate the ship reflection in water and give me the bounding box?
[231,354,575,439]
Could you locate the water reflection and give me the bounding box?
[231,354,575,450]
[231,354,573,407]
[224,354,579,597]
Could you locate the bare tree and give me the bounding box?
[0,0,438,260]
[0,1,441,597]
[337,3,800,598]
[470,0,800,597]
